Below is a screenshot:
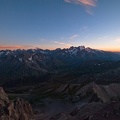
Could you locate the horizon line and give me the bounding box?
[0,45,120,52]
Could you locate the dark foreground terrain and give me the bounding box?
[2,82,120,120]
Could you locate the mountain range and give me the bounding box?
[1,46,120,120]
[0,46,120,86]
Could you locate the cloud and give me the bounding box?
[70,34,79,40]
[64,0,97,14]
[51,41,72,46]
[64,0,97,6]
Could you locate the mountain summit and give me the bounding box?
[0,46,120,85]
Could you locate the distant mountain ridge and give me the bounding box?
[0,46,120,84]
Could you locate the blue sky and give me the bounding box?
[0,0,120,51]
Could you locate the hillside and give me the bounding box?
[0,46,120,86]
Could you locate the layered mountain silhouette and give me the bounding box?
[0,46,120,86]
[1,46,120,120]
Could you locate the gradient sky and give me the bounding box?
[0,0,120,51]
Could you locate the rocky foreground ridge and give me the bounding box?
[30,82,120,104]
[50,101,120,120]
[48,83,120,120]
[29,82,120,120]
[0,87,33,120]
[2,82,120,120]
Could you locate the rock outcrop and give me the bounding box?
[0,87,9,107]
[31,82,120,106]
[93,83,120,103]
[9,82,120,120]
[0,87,33,120]
[50,102,120,120]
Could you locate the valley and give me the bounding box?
[1,46,120,120]
[5,82,120,120]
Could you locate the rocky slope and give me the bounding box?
[30,82,120,104]
[27,82,120,120]
[50,101,120,120]
[4,82,120,120]
[0,87,33,120]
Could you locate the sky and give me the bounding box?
[0,0,120,51]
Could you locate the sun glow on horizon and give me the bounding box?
[0,45,120,52]
[0,1,120,52]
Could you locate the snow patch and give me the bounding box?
[5,51,10,55]
[68,47,78,55]
[19,58,23,62]
[86,47,92,52]
[28,56,32,61]
[79,46,85,50]
[40,51,46,54]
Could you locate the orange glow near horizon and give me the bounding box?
[0,45,34,50]
[0,45,120,52]
[95,47,120,52]
[102,49,120,52]
[0,45,57,50]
